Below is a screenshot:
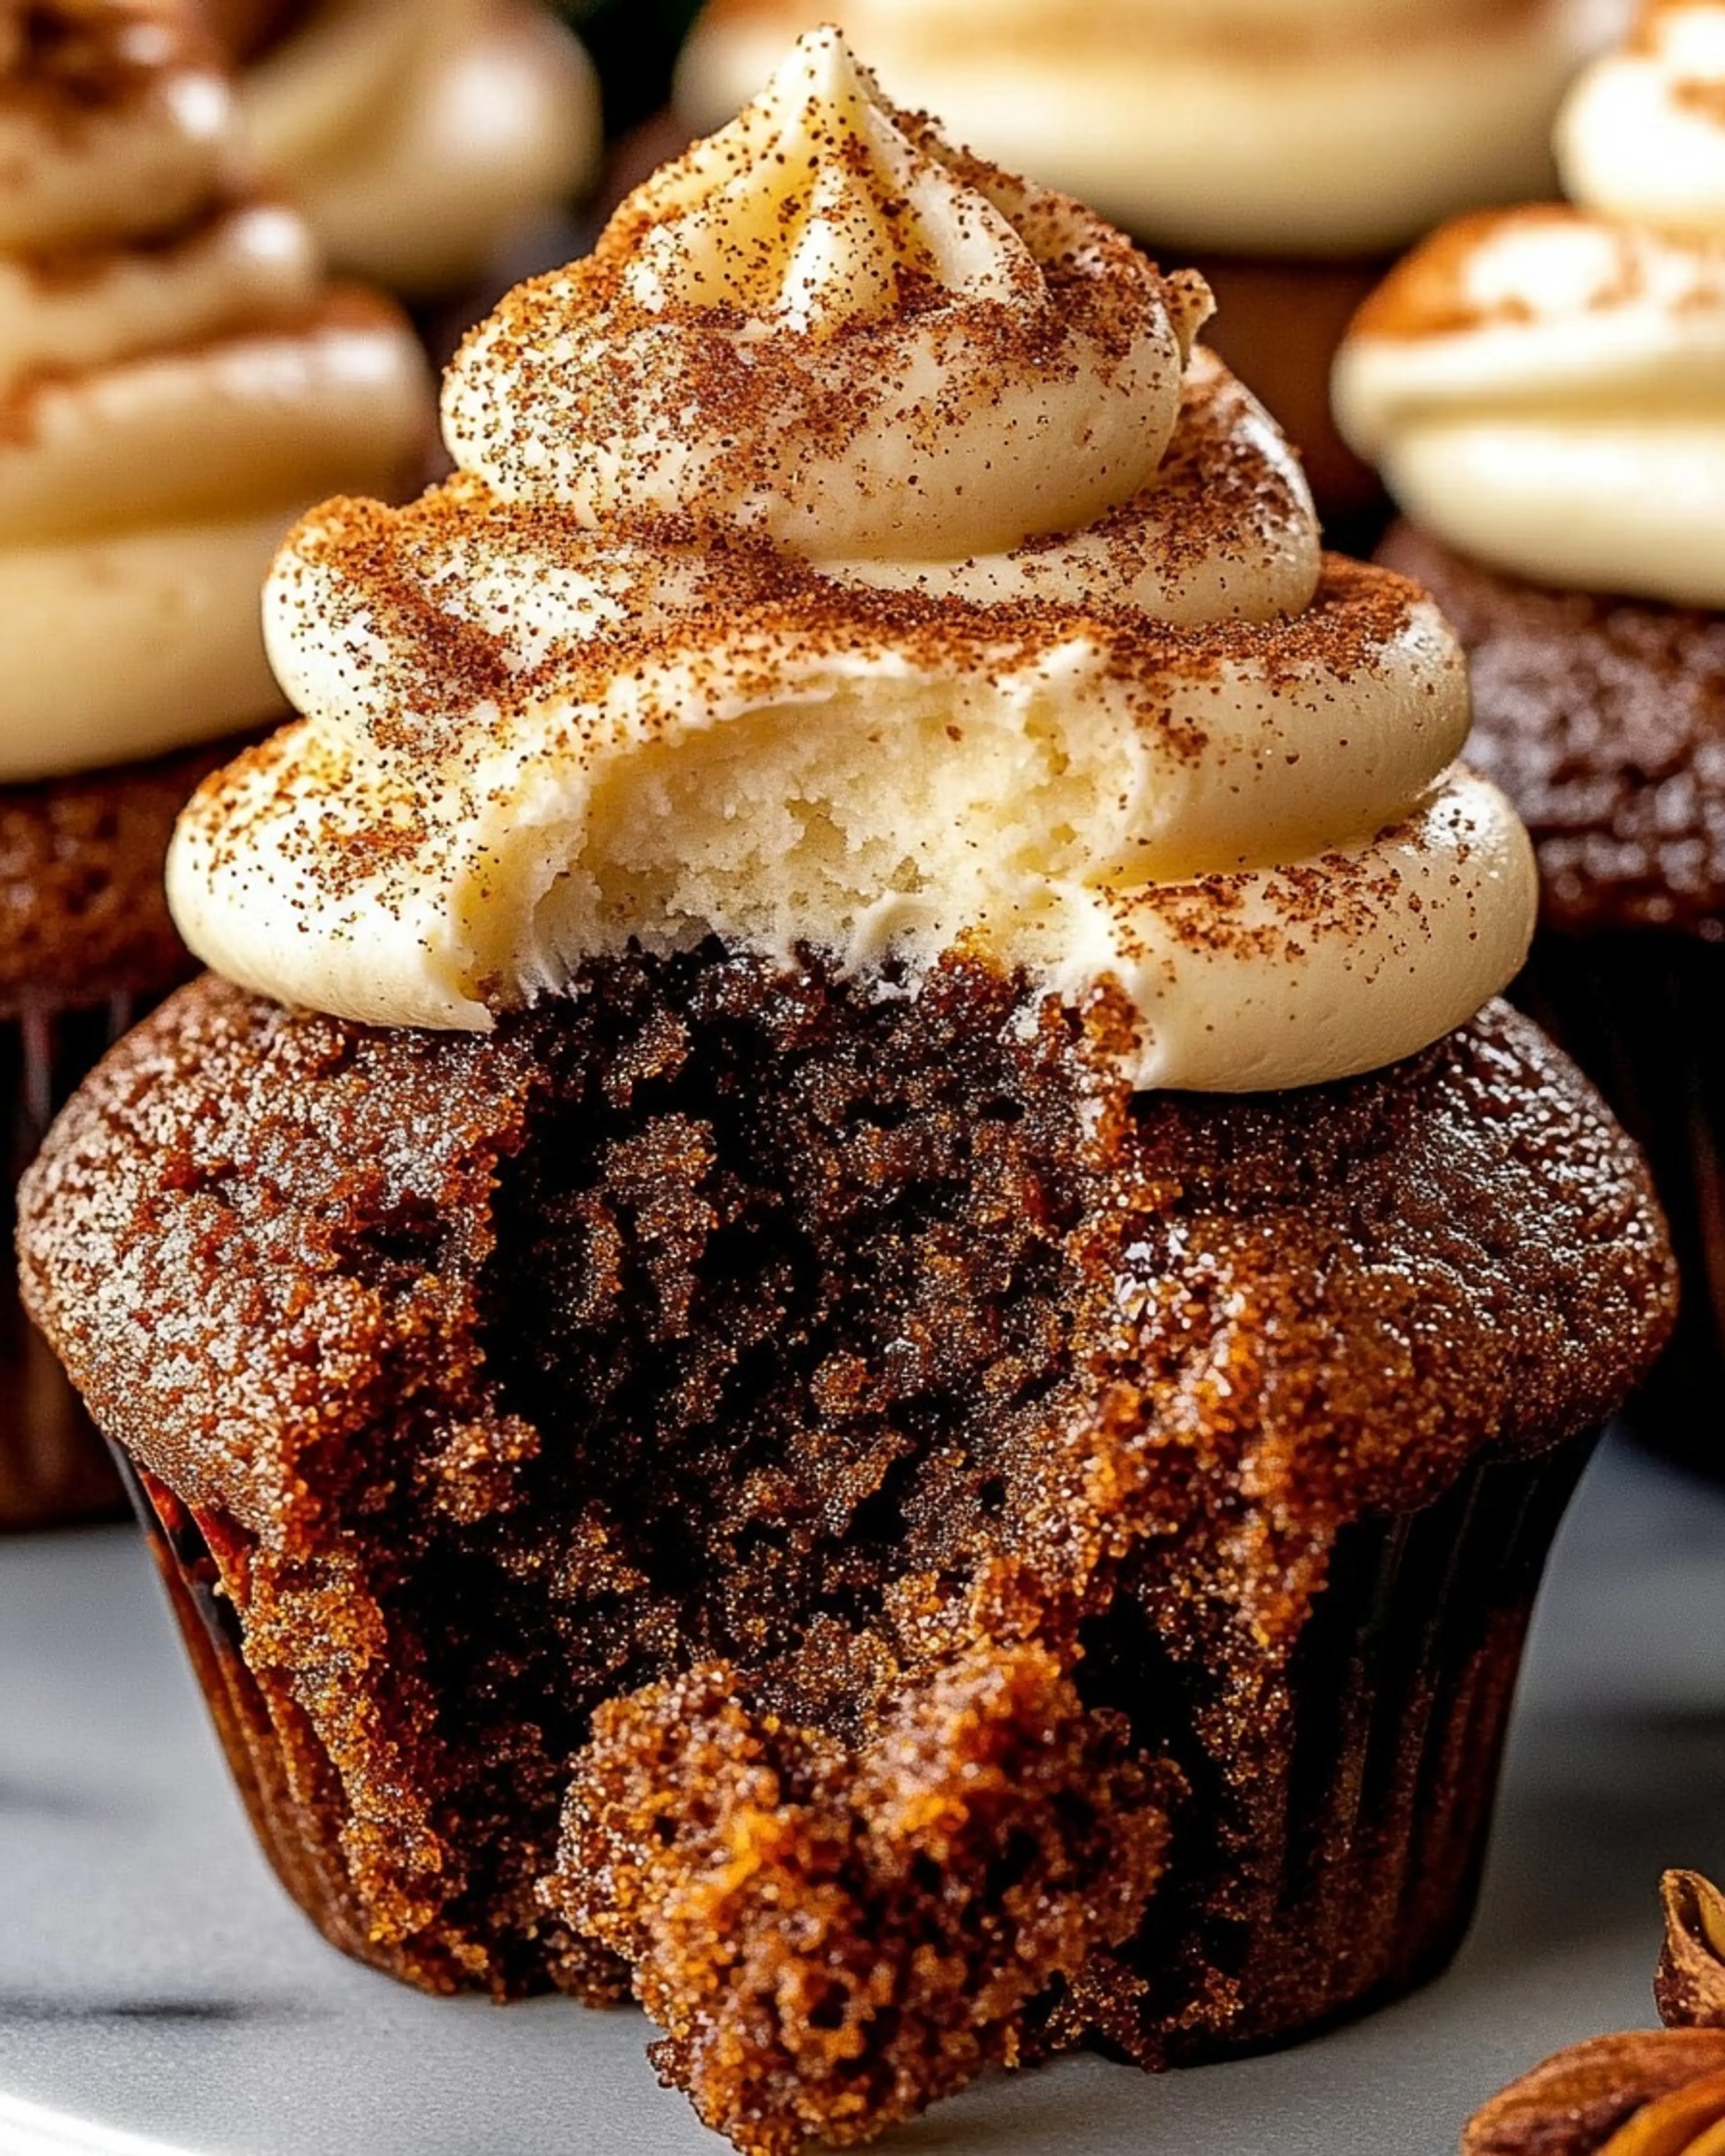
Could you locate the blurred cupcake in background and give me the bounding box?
[196,0,602,316]
[677,0,1626,527]
[1334,0,1725,1473]
[0,0,431,1529]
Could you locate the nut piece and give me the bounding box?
[1659,1874,1725,2033]
[1463,2032,1725,2156]
[1464,1873,1725,2156]
[1595,2070,1725,2156]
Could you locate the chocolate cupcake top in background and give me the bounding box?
[194,0,602,295]
[676,0,1626,256]
[0,0,431,788]
[165,27,1535,1093]
[1335,0,1725,607]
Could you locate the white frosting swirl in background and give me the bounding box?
[1335,0,1725,605]
[0,0,431,786]
[171,31,1535,1094]
[677,0,1626,256]
[1558,0,1725,225]
[237,0,600,294]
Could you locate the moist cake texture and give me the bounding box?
[19,957,1673,2147]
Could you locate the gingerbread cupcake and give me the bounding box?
[0,0,430,1528]
[1335,0,1725,1470]
[676,0,1623,526]
[21,32,1673,2149]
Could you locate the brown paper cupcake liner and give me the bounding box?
[1513,933,1723,1479]
[1114,1430,1596,2059]
[111,1429,1597,2058]
[1,1000,138,1529]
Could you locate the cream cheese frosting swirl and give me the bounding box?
[677,0,1625,256]
[0,0,432,786]
[233,0,600,294]
[170,30,1535,1093]
[1335,0,1725,605]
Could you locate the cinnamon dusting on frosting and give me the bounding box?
[679,0,1616,257]
[446,31,1203,559]
[1346,206,1725,342]
[170,29,1535,1092]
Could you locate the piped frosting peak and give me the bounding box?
[624,31,1038,331]
[443,30,1207,560]
[678,0,1619,258]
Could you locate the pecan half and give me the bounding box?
[1464,1873,1725,2156]
[1659,1875,1725,2033]
[1463,2032,1725,2156]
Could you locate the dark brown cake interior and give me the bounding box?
[18,950,1675,2151]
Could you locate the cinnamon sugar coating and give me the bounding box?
[17,955,1672,2145]
[1380,522,1725,932]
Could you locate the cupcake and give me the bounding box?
[20,31,1674,2151]
[0,0,431,1529]
[1333,0,1725,1470]
[193,0,602,305]
[675,0,1623,526]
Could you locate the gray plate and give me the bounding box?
[3,1437,1723,2156]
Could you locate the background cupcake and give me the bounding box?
[194,0,602,314]
[0,0,431,1529]
[19,33,1675,2151]
[1334,0,1725,1474]
[675,0,1626,526]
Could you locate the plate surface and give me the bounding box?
[3,1437,1723,2156]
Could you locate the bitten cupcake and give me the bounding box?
[676,0,1622,523]
[194,0,602,302]
[0,0,430,1529]
[1334,0,1725,1470]
[21,32,1674,2152]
